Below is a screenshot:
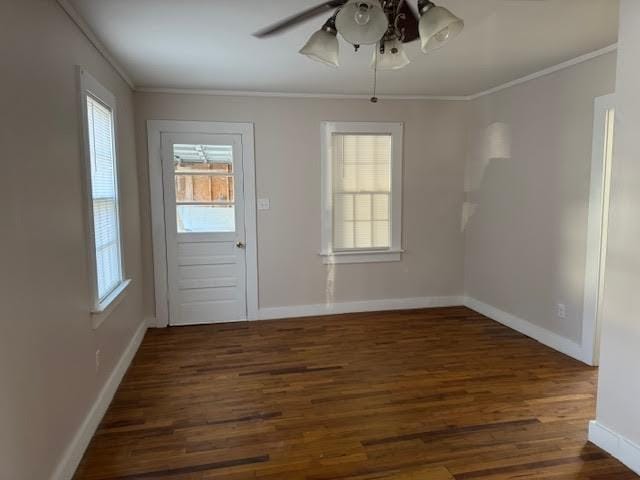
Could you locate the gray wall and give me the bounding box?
[0,1,144,478]
[596,0,640,448]
[463,53,617,343]
[134,94,469,316]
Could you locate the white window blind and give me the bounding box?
[321,122,402,264]
[86,95,123,301]
[332,134,392,250]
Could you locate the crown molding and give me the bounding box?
[135,44,617,101]
[468,44,618,100]
[52,2,616,102]
[56,0,136,89]
[134,87,471,101]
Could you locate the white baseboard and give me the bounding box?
[589,421,640,475]
[464,297,585,363]
[257,296,464,321]
[50,319,150,480]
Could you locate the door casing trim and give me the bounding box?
[582,94,615,366]
[147,120,258,327]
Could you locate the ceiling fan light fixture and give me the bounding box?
[335,0,389,46]
[299,17,340,67]
[417,0,464,53]
[371,38,410,70]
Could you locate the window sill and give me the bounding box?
[319,250,404,265]
[91,279,132,330]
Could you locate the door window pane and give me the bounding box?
[175,175,234,203]
[176,205,235,233]
[173,143,236,233]
[175,162,233,174]
[174,144,233,173]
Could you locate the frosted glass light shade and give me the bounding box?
[299,29,340,67]
[371,38,410,70]
[336,0,388,46]
[419,5,464,52]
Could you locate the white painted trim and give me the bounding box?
[135,45,617,101]
[79,67,128,325]
[241,126,259,322]
[56,0,135,89]
[589,421,640,475]
[320,250,403,264]
[50,319,149,480]
[464,297,585,363]
[257,296,464,320]
[468,44,618,100]
[91,279,132,330]
[147,123,169,328]
[320,122,404,262]
[582,94,616,366]
[135,88,469,101]
[147,120,258,327]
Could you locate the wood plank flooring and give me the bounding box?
[74,307,638,479]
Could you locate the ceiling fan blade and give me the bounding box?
[253,0,348,38]
[398,0,420,43]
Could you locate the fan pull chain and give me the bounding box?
[371,47,379,103]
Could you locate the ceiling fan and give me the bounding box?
[253,1,464,101]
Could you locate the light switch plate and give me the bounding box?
[258,198,270,210]
[557,303,567,319]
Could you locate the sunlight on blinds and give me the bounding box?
[87,96,122,301]
[332,134,391,250]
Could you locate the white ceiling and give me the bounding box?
[68,0,619,96]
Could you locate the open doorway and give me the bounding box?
[582,94,615,366]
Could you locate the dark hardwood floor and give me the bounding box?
[74,307,638,479]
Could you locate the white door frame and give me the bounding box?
[582,94,615,365]
[147,120,258,327]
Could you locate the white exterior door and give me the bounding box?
[161,132,247,325]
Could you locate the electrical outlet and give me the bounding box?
[557,303,567,319]
[95,349,101,372]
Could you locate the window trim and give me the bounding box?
[78,67,131,328]
[320,121,404,264]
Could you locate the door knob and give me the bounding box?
[236,241,245,248]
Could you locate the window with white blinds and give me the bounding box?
[86,95,122,301]
[333,134,391,250]
[80,68,128,316]
[321,122,403,264]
